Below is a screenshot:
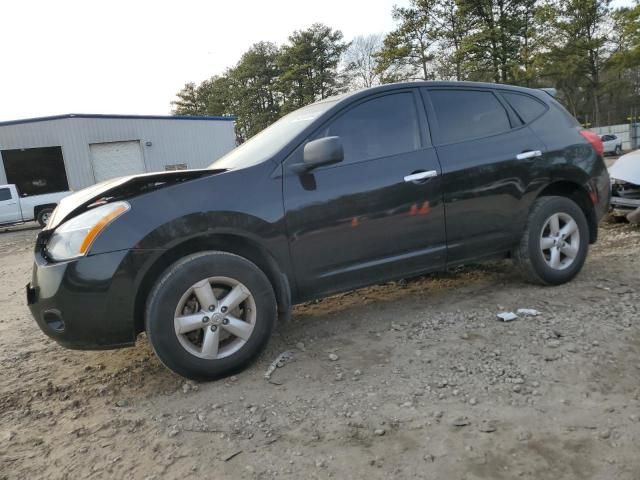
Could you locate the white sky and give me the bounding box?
[0,0,409,121]
[0,0,634,122]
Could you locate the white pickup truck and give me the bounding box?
[0,184,70,227]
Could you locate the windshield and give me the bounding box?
[210,100,337,170]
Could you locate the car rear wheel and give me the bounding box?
[513,196,589,285]
[145,251,276,380]
[37,208,54,227]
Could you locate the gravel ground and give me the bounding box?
[0,220,639,480]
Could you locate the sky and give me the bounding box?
[0,0,635,122]
[0,0,409,121]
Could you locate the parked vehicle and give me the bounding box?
[27,81,610,380]
[0,184,70,227]
[609,149,640,222]
[600,134,623,156]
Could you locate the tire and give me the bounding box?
[36,207,54,227]
[145,251,276,381]
[614,145,622,156]
[513,196,589,285]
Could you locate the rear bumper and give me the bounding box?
[27,249,150,350]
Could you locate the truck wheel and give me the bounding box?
[145,251,276,381]
[513,196,589,285]
[37,208,54,227]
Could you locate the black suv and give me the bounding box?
[27,82,610,380]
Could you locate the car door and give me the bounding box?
[422,87,547,264]
[0,186,20,224]
[283,90,446,300]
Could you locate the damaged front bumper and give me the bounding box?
[610,182,640,211]
[610,182,640,223]
[608,150,640,222]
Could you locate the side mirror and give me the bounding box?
[291,136,344,173]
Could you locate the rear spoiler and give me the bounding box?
[539,88,557,98]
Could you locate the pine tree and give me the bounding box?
[277,23,349,112]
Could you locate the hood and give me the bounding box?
[45,169,224,230]
[609,150,640,186]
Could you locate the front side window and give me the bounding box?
[429,89,511,144]
[0,188,11,201]
[316,92,421,165]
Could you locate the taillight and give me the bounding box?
[579,129,604,156]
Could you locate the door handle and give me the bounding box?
[516,150,543,160]
[404,170,438,183]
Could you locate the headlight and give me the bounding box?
[46,202,130,261]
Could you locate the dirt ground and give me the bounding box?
[1,220,639,480]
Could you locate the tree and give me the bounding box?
[343,34,384,89]
[457,0,539,84]
[608,3,640,70]
[228,42,282,139]
[198,75,234,116]
[171,26,348,140]
[171,6,640,138]
[603,3,640,123]
[375,0,473,82]
[539,0,612,125]
[171,77,234,117]
[376,1,438,82]
[430,0,471,81]
[510,0,541,86]
[171,82,207,115]
[277,24,349,112]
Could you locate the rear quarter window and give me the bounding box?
[502,92,548,124]
[548,97,581,128]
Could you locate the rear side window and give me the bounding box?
[429,90,511,144]
[0,188,11,201]
[502,92,547,123]
[318,92,421,165]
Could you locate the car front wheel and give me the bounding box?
[146,251,276,380]
[513,196,589,285]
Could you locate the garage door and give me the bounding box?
[89,141,145,183]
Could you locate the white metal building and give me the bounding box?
[0,114,236,196]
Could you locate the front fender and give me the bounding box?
[87,162,285,256]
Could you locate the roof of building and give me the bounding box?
[0,113,236,127]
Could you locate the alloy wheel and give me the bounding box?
[173,276,256,359]
[539,212,580,271]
